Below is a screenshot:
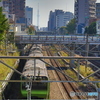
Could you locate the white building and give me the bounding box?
[56,12,73,29]
[15,24,21,33]
[96,19,100,34]
[25,6,33,26]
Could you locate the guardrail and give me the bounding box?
[15,35,100,44]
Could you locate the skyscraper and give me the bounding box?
[96,3,100,34]
[56,12,73,29]
[8,0,25,20]
[48,10,73,31]
[74,0,97,33]
[2,0,26,31]
[48,11,55,31]
[96,3,100,18]
[8,0,26,31]
[25,6,33,27]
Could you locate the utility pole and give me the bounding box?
[70,42,75,68]
[85,34,89,75]
[27,83,31,100]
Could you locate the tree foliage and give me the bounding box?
[85,22,96,35]
[66,18,76,34]
[26,25,36,35]
[59,26,68,35]
[0,7,9,40]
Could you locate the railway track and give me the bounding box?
[89,60,100,78]
[50,45,98,96]
[45,46,84,99]
[43,46,68,99]
[50,67,68,99]
[54,45,84,80]
[56,44,100,79]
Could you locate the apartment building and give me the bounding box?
[96,3,100,18]
[74,0,97,33]
[9,0,25,20]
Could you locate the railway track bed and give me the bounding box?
[43,46,85,99]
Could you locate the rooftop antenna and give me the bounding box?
[37,3,39,30]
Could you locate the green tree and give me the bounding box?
[66,18,76,34]
[85,22,96,35]
[0,7,9,40]
[59,26,68,35]
[26,25,36,35]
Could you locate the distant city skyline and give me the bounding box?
[26,0,100,28]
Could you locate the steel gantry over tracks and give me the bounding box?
[0,56,100,83]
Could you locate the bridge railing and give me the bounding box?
[15,35,100,44]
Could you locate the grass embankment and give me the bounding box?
[60,51,70,63]
[59,51,78,79]
[0,44,19,88]
[76,65,100,87]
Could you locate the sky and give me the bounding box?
[26,0,100,28]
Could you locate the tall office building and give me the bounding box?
[56,12,73,29]
[48,11,55,31]
[48,10,73,31]
[2,0,26,31]
[8,0,25,20]
[3,0,26,22]
[8,0,26,31]
[96,3,100,18]
[48,10,64,31]
[74,0,97,33]
[96,3,100,34]
[25,6,33,27]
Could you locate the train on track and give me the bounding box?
[20,44,49,99]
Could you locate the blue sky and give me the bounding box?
[26,0,100,28]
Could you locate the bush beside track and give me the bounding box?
[0,44,20,99]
